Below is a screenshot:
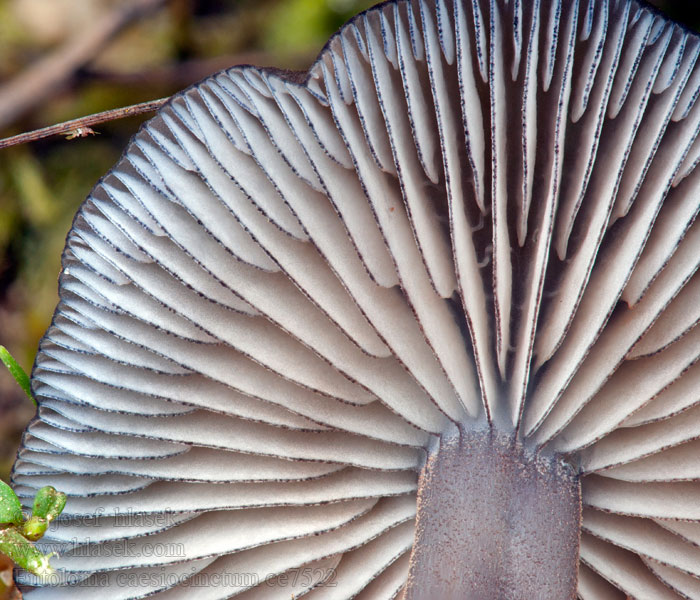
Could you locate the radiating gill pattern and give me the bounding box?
[12,0,700,597]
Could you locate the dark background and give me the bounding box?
[0,0,697,481]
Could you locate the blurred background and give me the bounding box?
[0,0,697,482]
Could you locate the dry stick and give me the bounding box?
[0,0,168,131]
[0,98,169,149]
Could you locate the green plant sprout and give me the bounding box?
[0,346,65,583]
[0,347,34,406]
[0,482,65,577]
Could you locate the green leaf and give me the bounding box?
[0,345,34,405]
[0,527,55,577]
[0,480,23,525]
[32,486,66,522]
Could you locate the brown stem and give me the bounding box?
[405,428,581,599]
[0,99,169,149]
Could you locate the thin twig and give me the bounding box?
[0,0,168,131]
[0,98,169,149]
[0,99,169,149]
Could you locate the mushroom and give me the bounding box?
[10,0,700,597]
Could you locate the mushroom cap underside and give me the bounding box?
[12,0,700,597]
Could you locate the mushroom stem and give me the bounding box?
[405,427,581,599]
